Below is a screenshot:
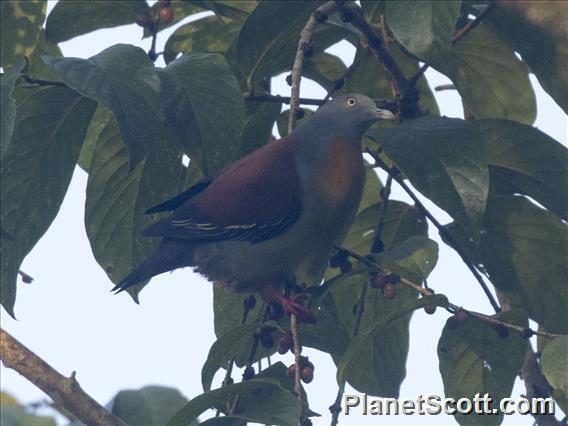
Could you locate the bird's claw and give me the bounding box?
[275,294,317,324]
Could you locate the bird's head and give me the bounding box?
[311,93,395,138]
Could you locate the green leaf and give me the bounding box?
[110,386,188,426]
[480,195,568,334]
[0,59,26,158]
[161,53,246,175]
[167,378,300,426]
[45,0,150,43]
[84,116,181,300]
[0,0,46,69]
[438,309,529,425]
[164,16,242,63]
[189,0,256,22]
[77,105,115,172]
[236,1,348,87]
[385,0,461,66]
[488,4,568,113]
[238,100,281,156]
[213,287,259,338]
[303,52,347,92]
[0,87,96,317]
[201,320,281,392]
[375,236,438,283]
[25,29,63,81]
[445,23,536,124]
[369,116,488,234]
[475,119,568,221]
[337,294,449,396]
[276,108,314,137]
[43,44,164,166]
[358,168,383,213]
[540,336,568,398]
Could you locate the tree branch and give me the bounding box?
[334,247,561,340]
[246,93,326,106]
[290,314,303,414]
[288,1,338,133]
[0,328,125,426]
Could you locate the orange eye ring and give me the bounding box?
[345,97,357,107]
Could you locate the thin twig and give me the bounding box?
[335,2,409,93]
[290,314,303,413]
[334,246,561,340]
[19,75,66,87]
[246,93,326,106]
[288,1,338,133]
[367,151,501,313]
[371,174,393,253]
[0,328,125,426]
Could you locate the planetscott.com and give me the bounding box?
[342,393,556,417]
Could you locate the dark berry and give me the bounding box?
[135,13,150,27]
[287,364,296,381]
[455,310,468,323]
[243,366,255,380]
[301,365,314,383]
[383,282,396,299]
[277,332,293,354]
[424,304,437,315]
[159,7,173,24]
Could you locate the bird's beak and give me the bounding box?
[374,108,395,120]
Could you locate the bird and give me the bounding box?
[113,94,394,322]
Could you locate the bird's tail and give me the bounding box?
[112,239,194,293]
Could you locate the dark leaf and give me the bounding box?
[43,44,164,166]
[0,0,46,69]
[84,116,182,300]
[385,0,461,66]
[236,1,349,87]
[480,195,568,334]
[167,378,300,426]
[303,52,348,93]
[445,23,536,124]
[110,386,188,426]
[337,294,449,396]
[238,100,281,157]
[438,309,529,425]
[26,30,63,81]
[164,16,242,64]
[1,59,26,158]
[475,119,568,220]
[77,105,115,172]
[0,87,96,317]
[488,3,568,113]
[160,53,246,175]
[46,0,150,43]
[369,116,488,234]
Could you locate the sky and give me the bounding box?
[1,2,567,425]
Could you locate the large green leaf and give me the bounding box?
[77,105,115,172]
[540,336,568,402]
[164,16,242,64]
[329,200,430,397]
[303,52,348,93]
[446,24,536,124]
[236,1,348,88]
[25,30,63,81]
[0,87,96,317]
[337,294,449,396]
[369,116,488,234]
[480,196,568,334]
[488,4,568,113]
[385,0,461,66]
[0,0,46,69]
[43,44,164,166]
[45,0,150,43]
[0,59,26,158]
[0,391,56,426]
[238,100,281,156]
[84,116,181,300]
[438,310,529,425]
[110,386,188,426]
[167,378,300,426]
[475,119,568,220]
[160,53,246,175]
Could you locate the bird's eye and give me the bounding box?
[345,97,357,107]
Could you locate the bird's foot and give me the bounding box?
[274,294,317,324]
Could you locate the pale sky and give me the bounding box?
[1,2,566,425]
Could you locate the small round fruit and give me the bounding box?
[135,13,150,27]
[159,7,174,24]
[370,275,386,289]
[492,324,509,339]
[287,364,296,381]
[383,282,396,299]
[455,310,468,323]
[301,365,314,383]
[277,332,293,354]
[243,366,255,380]
[424,304,437,315]
[260,333,274,349]
[339,259,352,274]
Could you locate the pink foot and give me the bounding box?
[275,294,317,324]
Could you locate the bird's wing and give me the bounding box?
[142,139,303,244]
[145,177,212,214]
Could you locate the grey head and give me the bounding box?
[305,93,395,140]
